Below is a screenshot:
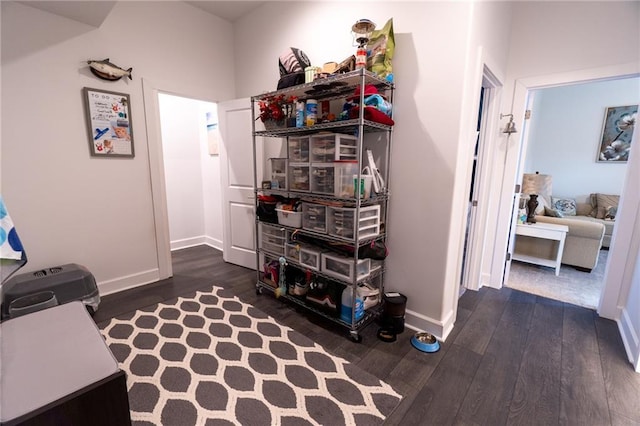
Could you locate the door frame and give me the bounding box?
[462,65,503,291]
[494,62,640,320]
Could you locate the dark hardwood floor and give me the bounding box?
[93,245,640,425]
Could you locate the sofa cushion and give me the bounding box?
[551,196,577,216]
[544,206,563,217]
[576,202,592,216]
[535,215,605,239]
[595,193,620,219]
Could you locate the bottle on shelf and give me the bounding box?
[340,285,364,324]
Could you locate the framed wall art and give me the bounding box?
[83,87,134,158]
[596,104,637,163]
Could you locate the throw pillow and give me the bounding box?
[544,206,564,218]
[551,196,577,216]
[595,193,620,219]
[605,205,617,220]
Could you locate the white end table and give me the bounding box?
[513,222,569,276]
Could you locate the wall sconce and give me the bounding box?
[500,113,517,134]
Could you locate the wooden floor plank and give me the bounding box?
[453,286,513,355]
[399,344,482,426]
[92,246,635,426]
[507,297,564,425]
[382,306,473,425]
[560,305,611,425]
[456,290,536,425]
[594,317,640,424]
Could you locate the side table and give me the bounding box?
[513,222,569,276]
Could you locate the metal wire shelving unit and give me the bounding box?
[251,68,394,342]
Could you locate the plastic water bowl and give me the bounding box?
[411,332,440,353]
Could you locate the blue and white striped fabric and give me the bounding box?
[1,195,27,284]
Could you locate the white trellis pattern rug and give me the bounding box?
[99,286,402,425]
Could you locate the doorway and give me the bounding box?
[157,93,223,253]
[498,67,640,318]
[504,78,637,309]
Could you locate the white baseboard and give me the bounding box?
[170,236,207,251]
[98,268,161,296]
[618,308,640,372]
[405,308,456,341]
[170,236,223,252]
[204,236,223,251]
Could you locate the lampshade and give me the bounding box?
[522,173,552,204]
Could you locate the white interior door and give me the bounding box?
[218,98,260,269]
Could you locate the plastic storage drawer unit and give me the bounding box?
[299,246,323,271]
[260,224,286,256]
[1,263,100,320]
[328,205,381,241]
[302,203,328,233]
[310,133,358,162]
[269,158,287,190]
[288,136,310,162]
[288,163,310,192]
[321,253,370,281]
[310,164,335,195]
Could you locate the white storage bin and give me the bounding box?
[260,224,286,256]
[370,259,383,273]
[299,246,323,271]
[327,205,381,241]
[276,209,302,228]
[310,133,358,162]
[302,203,327,233]
[285,243,301,262]
[269,158,287,190]
[321,253,370,281]
[288,163,310,192]
[288,136,310,162]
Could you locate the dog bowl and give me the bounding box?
[411,332,440,353]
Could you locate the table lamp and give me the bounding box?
[522,172,552,224]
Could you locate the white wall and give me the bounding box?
[487,1,640,289]
[1,2,236,294]
[158,94,222,251]
[524,78,638,202]
[234,1,512,338]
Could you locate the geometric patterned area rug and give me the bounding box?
[99,286,402,425]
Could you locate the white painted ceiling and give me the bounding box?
[15,1,265,26]
[185,1,265,22]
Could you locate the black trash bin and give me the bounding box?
[382,292,407,333]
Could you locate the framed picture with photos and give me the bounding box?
[83,87,134,158]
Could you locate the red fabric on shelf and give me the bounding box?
[349,106,395,126]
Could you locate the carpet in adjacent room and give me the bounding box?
[507,249,607,309]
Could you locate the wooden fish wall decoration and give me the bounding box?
[87,58,132,81]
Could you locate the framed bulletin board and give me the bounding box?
[83,87,134,158]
